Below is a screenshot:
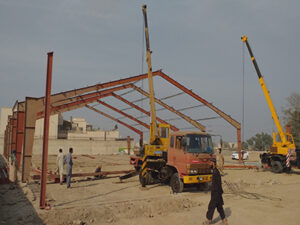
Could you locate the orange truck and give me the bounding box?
[130,130,215,193]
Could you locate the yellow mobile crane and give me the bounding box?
[242,35,298,173]
[139,5,171,186]
[138,5,214,192]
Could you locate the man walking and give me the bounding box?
[203,158,228,225]
[56,149,64,185]
[66,147,73,188]
[216,148,224,175]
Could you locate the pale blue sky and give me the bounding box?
[0,0,299,143]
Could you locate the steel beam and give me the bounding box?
[111,93,179,131]
[159,71,241,129]
[130,84,206,131]
[127,136,131,155]
[158,71,242,155]
[3,128,7,159]
[96,100,150,130]
[22,97,40,183]
[85,105,143,146]
[7,117,13,159]
[16,110,25,170]
[18,70,162,112]
[11,113,17,157]
[40,52,53,209]
[36,84,132,119]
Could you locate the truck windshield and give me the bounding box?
[186,134,213,154]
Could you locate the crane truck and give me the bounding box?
[136,5,214,193]
[241,35,300,173]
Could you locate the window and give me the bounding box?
[160,127,169,138]
[186,134,213,153]
[170,135,174,148]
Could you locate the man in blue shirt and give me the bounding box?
[66,148,73,188]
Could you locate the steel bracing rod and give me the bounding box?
[158,70,242,160]
[130,84,206,131]
[18,70,163,111]
[164,116,221,122]
[96,100,150,129]
[36,84,132,119]
[158,71,241,129]
[111,93,178,131]
[118,91,185,112]
[85,105,143,137]
[117,94,200,119]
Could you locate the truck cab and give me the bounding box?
[166,131,214,192]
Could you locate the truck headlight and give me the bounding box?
[188,169,197,174]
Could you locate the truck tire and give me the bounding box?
[170,173,184,193]
[271,161,283,173]
[139,171,146,187]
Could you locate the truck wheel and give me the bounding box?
[284,166,292,173]
[271,161,283,173]
[139,172,146,187]
[170,173,184,193]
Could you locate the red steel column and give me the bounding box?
[11,113,17,153]
[40,52,53,209]
[8,118,13,159]
[139,133,143,147]
[16,111,25,170]
[127,136,131,155]
[3,128,8,159]
[237,128,242,163]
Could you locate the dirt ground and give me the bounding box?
[1,151,300,225]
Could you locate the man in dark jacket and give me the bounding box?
[66,148,73,188]
[204,158,228,225]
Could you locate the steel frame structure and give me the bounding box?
[3,70,241,185]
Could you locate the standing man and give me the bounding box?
[56,149,64,185]
[66,147,73,188]
[203,158,228,225]
[216,148,224,175]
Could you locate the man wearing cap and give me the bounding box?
[203,158,228,225]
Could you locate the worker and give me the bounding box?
[66,147,73,188]
[216,148,224,175]
[94,165,102,179]
[55,148,64,185]
[203,158,228,225]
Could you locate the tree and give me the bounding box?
[242,142,248,150]
[282,92,300,148]
[246,132,272,151]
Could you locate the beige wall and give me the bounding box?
[0,107,13,136]
[67,130,119,140]
[35,114,59,139]
[32,138,132,155]
[0,136,132,155]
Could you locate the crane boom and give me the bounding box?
[142,5,158,144]
[241,35,288,145]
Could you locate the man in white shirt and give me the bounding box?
[56,149,64,185]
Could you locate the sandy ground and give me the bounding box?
[1,151,300,225]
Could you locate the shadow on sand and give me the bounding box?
[211,207,231,224]
[0,154,44,225]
